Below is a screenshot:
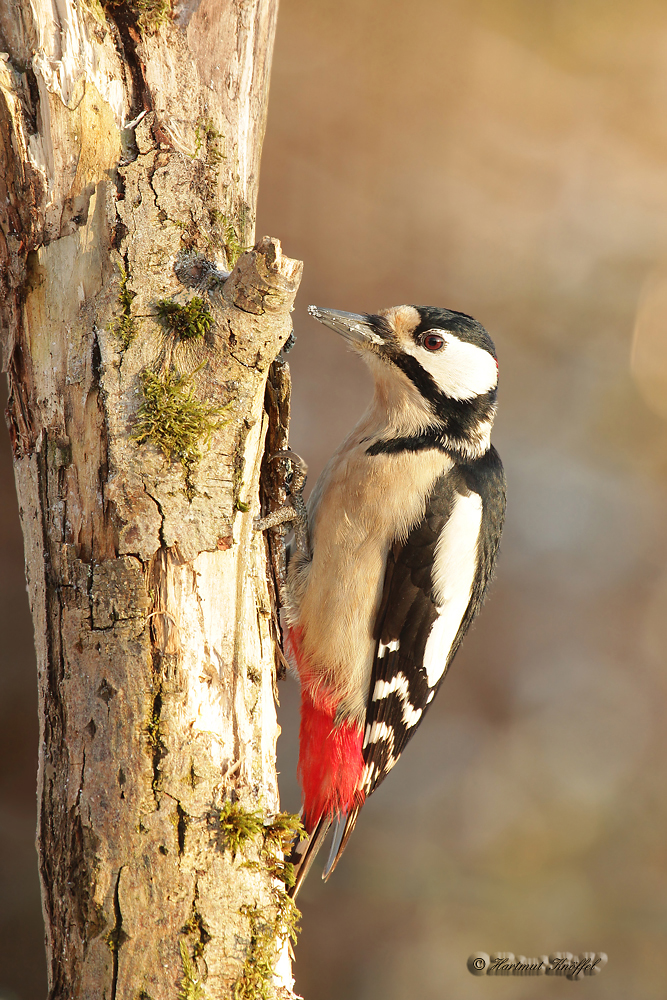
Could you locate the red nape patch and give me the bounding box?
[298,693,365,832]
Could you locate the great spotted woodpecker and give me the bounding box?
[259,304,506,897]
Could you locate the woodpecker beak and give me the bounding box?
[308,305,386,348]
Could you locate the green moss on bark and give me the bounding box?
[132,367,229,493]
[156,297,213,340]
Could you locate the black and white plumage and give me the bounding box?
[265,303,506,896]
[362,445,506,792]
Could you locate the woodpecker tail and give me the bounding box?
[288,816,331,899]
[288,806,362,899]
[322,806,361,880]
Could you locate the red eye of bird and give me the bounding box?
[422,333,444,351]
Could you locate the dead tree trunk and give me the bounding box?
[0,1,302,997]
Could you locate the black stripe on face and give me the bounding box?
[394,355,497,446]
[366,432,448,456]
[391,352,496,414]
[366,358,497,458]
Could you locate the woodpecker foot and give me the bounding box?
[274,449,308,494]
[254,450,310,557]
[253,506,300,531]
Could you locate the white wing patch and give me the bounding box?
[372,671,423,727]
[424,490,482,687]
[372,672,406,701]
[364,721,394,747]
[410,332,498,401]
[377,639,400,659]
[402,703,423,727]
[362,761,379,792]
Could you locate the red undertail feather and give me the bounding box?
[287,626,365,832]
[298,694,365,831]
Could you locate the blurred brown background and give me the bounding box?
[3,0,667,996]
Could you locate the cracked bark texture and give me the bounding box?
[0,1,303,997]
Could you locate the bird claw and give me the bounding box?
[270,449,308,495]
[255,450,310,558]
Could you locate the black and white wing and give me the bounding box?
[321,446,505,879]
[361,445,506,798]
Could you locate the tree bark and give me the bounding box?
[0,1,302,997]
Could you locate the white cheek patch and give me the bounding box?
[424,490,482,687]
[413,333,498,401]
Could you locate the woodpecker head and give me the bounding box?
[308,303,499,461]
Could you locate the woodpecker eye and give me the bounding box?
[422,333,445,352]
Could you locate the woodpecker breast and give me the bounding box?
[287,421,454,722]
